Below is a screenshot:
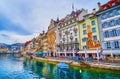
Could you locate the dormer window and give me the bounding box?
[72,19,75,22]
[112,3,115,6]
[68,21,70,24]
[65,23,66,26]
[104,6,107,10]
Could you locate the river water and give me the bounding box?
[0,54,120,79]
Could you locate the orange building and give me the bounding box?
[47,19,58,56]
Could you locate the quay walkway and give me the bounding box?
[24,55,120,71]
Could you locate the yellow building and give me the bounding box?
[47,19,57,56]
[78,12,101,50]
[35,34,43,51]
[41,31,48,53]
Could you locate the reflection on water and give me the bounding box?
[0,54,120,79]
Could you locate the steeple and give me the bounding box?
[56,17,59,23]
[72,3,74,11]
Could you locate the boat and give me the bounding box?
[57,62,69,69]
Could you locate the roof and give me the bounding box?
[98,0,120,11]
[58,9,85,24]
[25,40,32,46]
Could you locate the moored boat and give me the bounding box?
[57,62,69,69]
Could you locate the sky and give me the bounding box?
[0,0,108,44]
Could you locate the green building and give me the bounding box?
[78,11,101,50]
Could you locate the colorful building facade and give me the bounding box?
[35,34,43,51]
[47,19,58,56]
[41,31,48,53]
[78,12,101,50]
[56,9,87,56]
[97,0,120,56]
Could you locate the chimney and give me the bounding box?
[97,2,101,8]
[93,8,96,14]
[98,2,102,11]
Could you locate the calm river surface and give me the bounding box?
[0,54,120,79]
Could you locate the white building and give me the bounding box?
[56,9,87,56]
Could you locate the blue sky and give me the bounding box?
[0,0,108,44]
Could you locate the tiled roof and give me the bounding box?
[99,0,120,11]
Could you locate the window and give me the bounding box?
[63,35,65,38]
[106,42,111,49]
[116,18,120,25]
[72,19,75,22]
[93,36,97,40]
[114,41,119,48]
[75,31,77,36]
[116,10,120,15]
[92,28,96,33]
[102,22,109,28]
[68,21,70,24]
[83,30,87,34]
[110,30,117,37]
[83,23,86,28]
[104,6,107,10]
[112,3,115,6]
[104,31,109,38]
[109,20,116,26]
[108,12,114,17]
[82,37,88,42]
[83,46,89,49]
[70,33,73,36]
[117,29,120,36]
[101,14,107,19]
[91,20,95,25]
[75,38,78,42]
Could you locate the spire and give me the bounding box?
[72,3,74,11]
[56,17,59,23]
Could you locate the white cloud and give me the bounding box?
[0,0,108,44]
[0,30,34,44]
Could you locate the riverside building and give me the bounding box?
[97,0,120,57]
[56,9,87,57]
